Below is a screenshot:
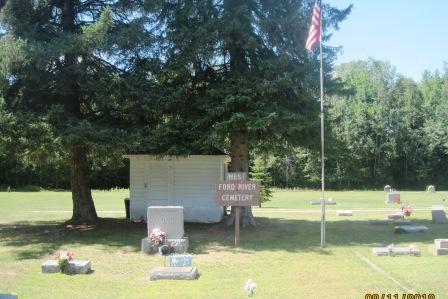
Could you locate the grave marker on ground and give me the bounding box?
[394,225,428,234]
[336,210,352,216]
[310,199,336,205]
[387,213,404,221]
[41,260,91,274]
[427,185,436,193]
[149,267,199,281]
[372,245,420,256]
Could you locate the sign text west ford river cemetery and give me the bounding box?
[214,172,261,246]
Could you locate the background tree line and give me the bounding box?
[2,58,447,191]
[268,59,448,190]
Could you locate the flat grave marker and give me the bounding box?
[41,260,91,274]
[372,246,420,256]
[149,267,199,281]
[336,210,352,216]
[394,225,428,234]
[387,213,404,221]
[310,199,336,205]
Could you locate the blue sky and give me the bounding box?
[328,0,448,81]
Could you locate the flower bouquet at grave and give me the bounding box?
[149,228,166,246]
[401,205,413,217]
[53,251,74,273]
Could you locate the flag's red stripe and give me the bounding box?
[305,3,321,51]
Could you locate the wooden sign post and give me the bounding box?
[235,206,241,246]
[215,172,260,246]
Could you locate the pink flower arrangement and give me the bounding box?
[402,205,413,217]
[149,228,166,245]
[53,251,74,273]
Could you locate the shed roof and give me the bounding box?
[126,147,228,156]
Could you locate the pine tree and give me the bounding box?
[0,0,153,222]
[147,0,351,225]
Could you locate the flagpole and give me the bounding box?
[319,0,326,249]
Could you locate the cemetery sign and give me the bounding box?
[214,172,261,246]
[215,181,260,206]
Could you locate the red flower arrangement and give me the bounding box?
[53,251,74,273]
[149,228,166,245]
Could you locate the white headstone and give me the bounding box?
[434,239,448,256]
[147,206,184,239]
[435,239,448,249]
[384,185,392,192]
[427,185,435,193]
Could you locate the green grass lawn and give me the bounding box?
[0,190,447,299]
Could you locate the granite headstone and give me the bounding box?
[147,206,184,239]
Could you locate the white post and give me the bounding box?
[319,0,326,249]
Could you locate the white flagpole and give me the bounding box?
[319,0,326,249]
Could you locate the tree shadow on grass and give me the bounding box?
[0,217,445,260]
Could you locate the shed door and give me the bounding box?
[147,160,174,206]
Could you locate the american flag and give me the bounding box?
[305,2,321,51]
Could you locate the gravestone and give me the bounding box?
[41,260,91,274]
[372,246,420,256]
[372,247,389,256]
[387,213,404,221]
[427,185,436,193]
[167,254,193,267]
[394,225,428,234]
[147,206,184,239]
[384,185,392,192]
[431,205,448,224]
[336,210,352,216]
[0,295,18,299]
[310,199,336,205]
[434,239,448,256]
[149,267,199,281]
[386,193,401,204]
[142,206,189,254]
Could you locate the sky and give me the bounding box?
[328,0,448,81]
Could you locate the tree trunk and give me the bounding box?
[61,0,98,222]
[69,146,98,222]
[226,131,256,227]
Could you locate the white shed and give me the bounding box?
[124,152,230,223]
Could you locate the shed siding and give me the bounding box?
[129,157,146,220]
[148,161,171,204]
[128,155,226,223]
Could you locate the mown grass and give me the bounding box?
[0,190,447,298]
